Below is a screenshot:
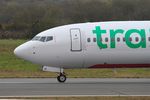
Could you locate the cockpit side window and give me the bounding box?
[40,37,46,42]
[32,36,41,41]
[46,36,53,42]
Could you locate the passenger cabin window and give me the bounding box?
[117,37,120,42]
[87,38,91,42]
[129,37,132,41]
[135,37,139,42]
[111,38,115,42]
[93,38,96,42]
[105,38,108,42]
[123,37,125,42]
[149,37,150,41]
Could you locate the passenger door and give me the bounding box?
[70,28,82,51]
[66,28,83,68]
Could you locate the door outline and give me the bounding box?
[70,28,82,52]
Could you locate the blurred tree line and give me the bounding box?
[0,0,150,39]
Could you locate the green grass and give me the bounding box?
[0,39,150,78]
[0,39,38,71]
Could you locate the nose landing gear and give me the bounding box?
[42,66,67,83]
[57,73,67,83]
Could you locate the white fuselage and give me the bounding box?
[14,21,150,69]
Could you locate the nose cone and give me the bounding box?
[14,41,32,60]
[14,45,27,59]
[14,46,24,58]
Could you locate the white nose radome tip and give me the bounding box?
[14,46,21,57]
[14,44,27,58]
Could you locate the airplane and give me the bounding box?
[14,21,150,82]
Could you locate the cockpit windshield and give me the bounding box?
[40,37,46,42]
[32,36,53,42]
[46,36,53,42]
[32,36,41,41]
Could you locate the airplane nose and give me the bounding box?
[14,45,25,58]
[14,47,17,56]
[14,41,38,63]
[14,42,31,59]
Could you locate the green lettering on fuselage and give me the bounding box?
[92,26,107,48]
[92,26,146,49]
[110,29,124,48]
[125,29,146,48]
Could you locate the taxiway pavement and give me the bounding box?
[0,78,149,96]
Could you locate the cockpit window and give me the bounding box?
[32,36,41,41]
[40,37,46,42]
[46,36,53,42]
[32,36,53,42]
